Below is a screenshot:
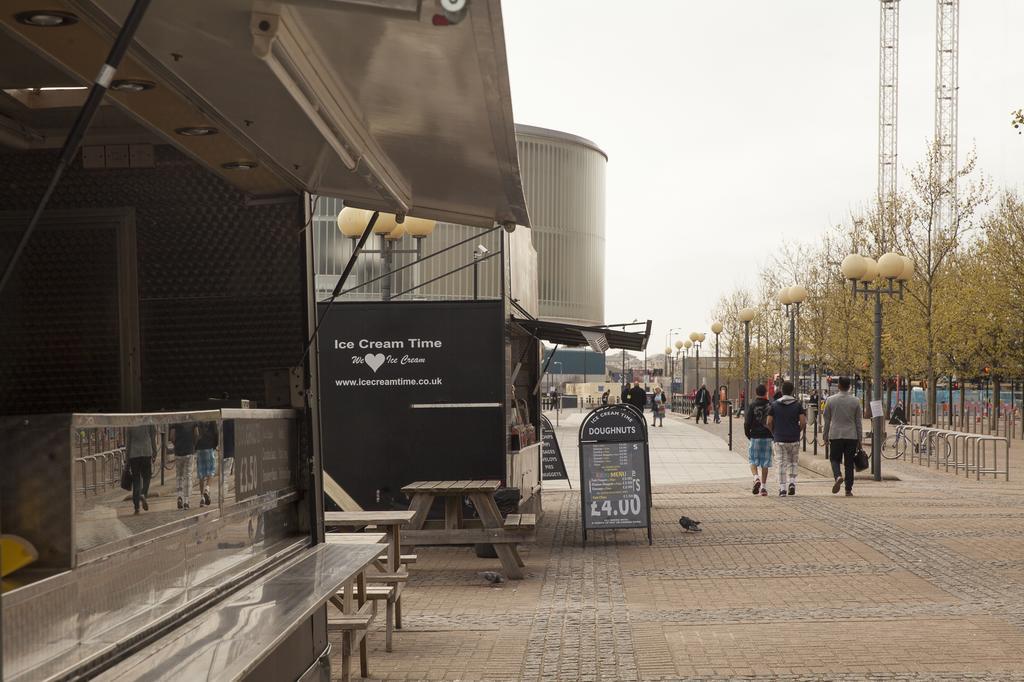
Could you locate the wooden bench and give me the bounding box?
[401,480,534,579]
[324,511,416,653]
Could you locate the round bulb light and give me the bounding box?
[684,340,693,349]
[373,213,399,235]
[878,252,904,279]
[337,206,373,238]
[697,332,706,342]
[738,307,756,323]
[404,216,436,237]
[777,287,793,306]
[861,256,879,281]
[711,321,723,334]
[674,340,684,350]
[383,222,406,240]
[689,331,699,342]
[789,284,808,303]
[898,255,914,281]
[840,254,867,281]
[664,346,672,356]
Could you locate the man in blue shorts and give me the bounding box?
[744,384,773,496]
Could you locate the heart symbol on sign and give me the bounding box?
[365,353,386,373]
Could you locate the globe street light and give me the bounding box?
[738,307,757,412]
[711,321,724,423]
[778,284,808,388]
[674,339,684,397]
[338,208,435,301]
[841,251,912,481]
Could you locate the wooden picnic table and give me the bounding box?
[324,510,416,652]
[400,480,535,580]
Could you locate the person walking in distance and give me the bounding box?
[766,381,806,496]
[823,376,863,496]
[170,420,199,510]
[744,385,773,496]
[651,386,666,427]
[126,423,157,514]
[196,420,219,507]
[627,380,647,415]
[694,382,711,424]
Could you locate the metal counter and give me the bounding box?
[1,409,308,681]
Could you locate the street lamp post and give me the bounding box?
[673,339,684,397]
[690,331,705,389]
[841,252,913,481]
[777,285,808,387]
[711,321,723,423]
[664,328,681,380]
[738,307,757,413]
[682,340,693,394]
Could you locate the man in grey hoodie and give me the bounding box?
[822,376,863,496]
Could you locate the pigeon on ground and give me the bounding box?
[678,516,702,532]
[478,571,505,584]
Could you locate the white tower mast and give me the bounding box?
[878,0,900,211]
[934,0,959,230]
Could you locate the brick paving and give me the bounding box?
[331,412,1024,680]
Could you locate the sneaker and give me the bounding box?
[752,479,762,495]
[845,490,854,497]
[788,483,796,496]
[832,476,844,494]
[199,497,206,507]
[134,508,140,515]
[760,487,768,496]
[141,496,149,511]
[779,489,787,496]
[203,490,211,506]
[177,496,183,510]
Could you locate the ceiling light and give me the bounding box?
[109,79,155,93]
[221,160,258,171]
[175,126,219,137]
[15,11,78,27]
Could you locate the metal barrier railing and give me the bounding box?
[75,447,127,496]
[890,424,1009,481]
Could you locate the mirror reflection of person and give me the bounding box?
[196,421,219,507]
[126,424,157,515]
[170,421,199,510]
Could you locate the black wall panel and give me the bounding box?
[0,146,305,413]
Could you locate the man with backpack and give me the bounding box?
[744,384,773,496]
[766,380,807,496]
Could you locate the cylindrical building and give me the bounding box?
[515,125,607,326]
[312,125,607,326]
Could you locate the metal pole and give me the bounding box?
[682,352,687,396]
[381,237,392,301]
[743,321,751,414]
[788,304,796,383]
[872,290,883,481]
[472,256,479,300]
[714,332,720,423]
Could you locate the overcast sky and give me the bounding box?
[502,0,1024,359]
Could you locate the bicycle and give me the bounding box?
[883,420,951,462]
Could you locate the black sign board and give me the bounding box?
[317,300,505,509]
[540,414,569,483]
[233,418,296,501]
[578,404,652,545]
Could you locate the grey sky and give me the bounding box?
[503,0,1024,361]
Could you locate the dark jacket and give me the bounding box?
[695,386,711,406]
[196,421,219,450]
[767,395,806,443]
[627,385,647,412]
[744,397,772,439]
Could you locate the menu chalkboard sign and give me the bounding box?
[540,414,569,482]
[578,405,652,545]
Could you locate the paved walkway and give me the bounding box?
[333,409,1024,680]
